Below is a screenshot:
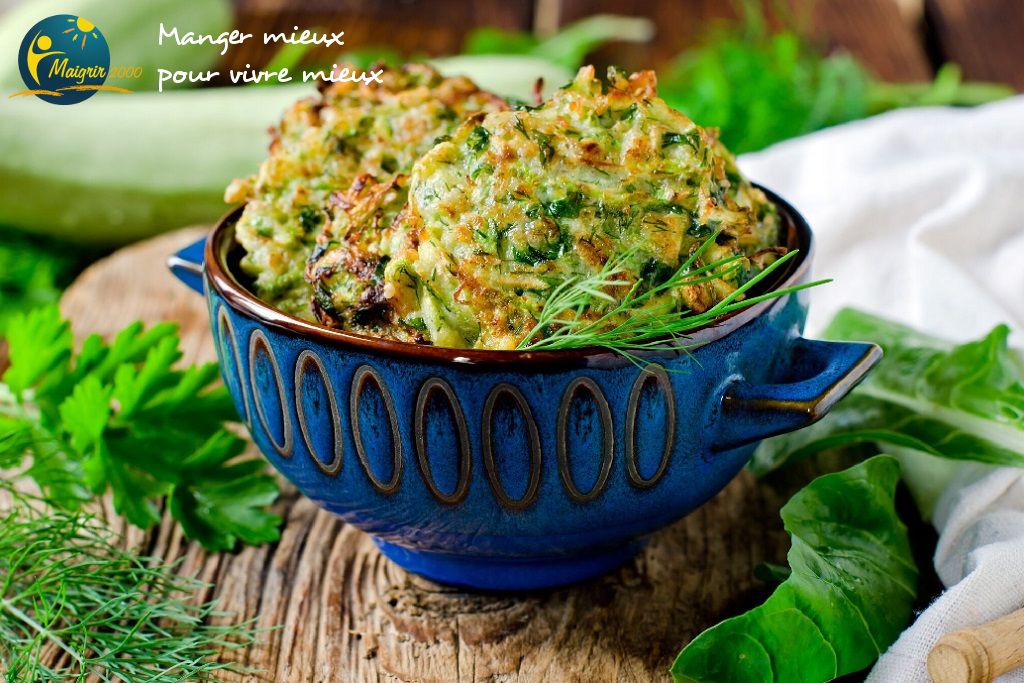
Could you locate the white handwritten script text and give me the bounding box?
[156,23,383,92]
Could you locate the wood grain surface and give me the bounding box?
[926,0,1024,91]
[928,606,1024,683]
[222,0,534,77]
[556,0,933,81]
[57,227,799,682]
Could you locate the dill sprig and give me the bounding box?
[0,483,260,682]
[517,233,830,359]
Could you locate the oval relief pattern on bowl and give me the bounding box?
[223,322,676,510]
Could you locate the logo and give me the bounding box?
[16,14,116,104]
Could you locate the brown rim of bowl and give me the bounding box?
[205,185,814,369]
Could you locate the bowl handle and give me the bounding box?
[712,337,882,452]
[167,236,207,295]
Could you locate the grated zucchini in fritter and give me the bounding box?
[372,66,781,349]
[225,64,507,317]
[231,65,784,349]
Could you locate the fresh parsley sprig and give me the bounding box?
[0,228,82,338]
[0,305,281,551]
[517,233,830,360]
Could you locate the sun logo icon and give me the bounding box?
[64,16,100,49]
[15,14,112,104]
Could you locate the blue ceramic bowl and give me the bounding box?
[168,188,879,591]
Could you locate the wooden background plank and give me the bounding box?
[555,0,738,70]
[223,0,535,74]
[556,0,933,81]
[806,0,932,81]
[926,0,1024,90]
[220,0,1023,88]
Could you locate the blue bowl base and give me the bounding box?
[373,538,647,591]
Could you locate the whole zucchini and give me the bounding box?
[0,0,578,249]
[0,86,310,245]
[0,56,575,246]
[430,55,573,101]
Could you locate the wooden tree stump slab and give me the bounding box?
[60,227,796,682]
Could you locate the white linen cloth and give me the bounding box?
[737,97,1024,682]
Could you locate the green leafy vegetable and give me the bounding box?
[261,41,318,81]
[751,309,1024,477]
[658,4,1012,153]
[337,46,405,69]
[0,229,83,337]
[867,63,1014,114]
[467,125,491,152]
[463,14,654,70]
[517,233,829,361]
[0,486,259,681]
[433,14,655,102]
[671,455,917,682]
[0,305,281,551]
[431,54,574,102]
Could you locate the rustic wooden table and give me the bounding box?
[58,228,805,682]
[53,227,940,682]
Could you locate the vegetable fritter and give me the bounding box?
[369,66,781,349]
[225,64,506,317]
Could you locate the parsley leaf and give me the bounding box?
[172,431,283,551]
[466,125,490,152]
[58,375,112,452]
[0,228,81,339]
[3,305,72,396]
[0,304,281,551]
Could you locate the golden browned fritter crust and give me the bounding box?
[225,64,507,318]
[373,66,781,349]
